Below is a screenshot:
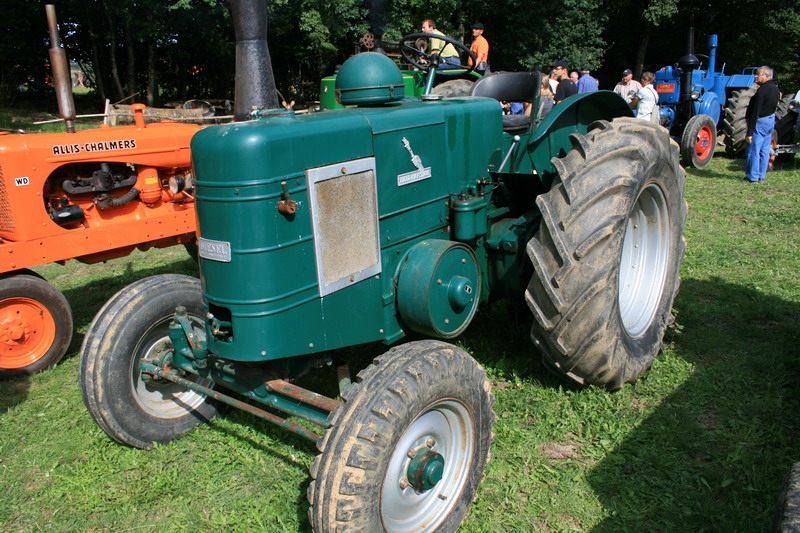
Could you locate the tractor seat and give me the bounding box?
[470,71,542,132]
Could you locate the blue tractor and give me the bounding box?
[653,30,756,168]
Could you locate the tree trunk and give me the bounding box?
[102,0,125,101]
[86,19,107,103]
[147,41,158,107]
[635,20,652,77]
[125,19,136,97]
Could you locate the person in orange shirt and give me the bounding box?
[468,23,489,71]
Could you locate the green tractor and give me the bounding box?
[319,31,483,111]
[79,1,687,531]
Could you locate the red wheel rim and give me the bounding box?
[695,125,714,160]
[0,297,57,369]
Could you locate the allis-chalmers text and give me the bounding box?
[51,139,137,156]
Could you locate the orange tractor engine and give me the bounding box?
[0,104,200,376]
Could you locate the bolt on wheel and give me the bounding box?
[307,340,495,532]
[381,400,474,532]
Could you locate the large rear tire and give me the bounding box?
[307,340,495,532]
[681,114,717,168]
[79,274,221,449]
[774,92,797,164]
[430,79,475,98]
[723,84,759,158]
[0,271,72,377]
[526,117,687,389]
[775,463,800,532]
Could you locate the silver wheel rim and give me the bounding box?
[618,182,670,338]
[381,399,473,532]
[131,315,212,418]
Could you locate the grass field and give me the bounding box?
[1,150,799,532]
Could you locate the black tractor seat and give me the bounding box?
[469,71,542,132]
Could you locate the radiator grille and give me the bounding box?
[0,166,15,234]
[307,158,381,296]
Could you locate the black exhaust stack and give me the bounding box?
[230,0,279,121]
[46,4,77,133]
[677,27,701,129]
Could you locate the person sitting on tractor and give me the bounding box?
[421,19,461,68]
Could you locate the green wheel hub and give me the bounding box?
[407,447,445,492]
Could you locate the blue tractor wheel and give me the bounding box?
[681,114,717,168]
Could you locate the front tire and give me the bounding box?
[307,340,495,532]
[0,271,72,377]
[79,274,221,449]
[526,117,687,388]
[681,114,717,168]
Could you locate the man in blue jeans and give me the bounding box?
[745,66,780,182]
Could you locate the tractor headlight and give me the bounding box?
[690,89,701,100]
[789,99,800,111]
[169,175,186,194]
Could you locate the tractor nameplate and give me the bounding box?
[656,84,675,94]
[398,137,431,186]
[198,237,231,263]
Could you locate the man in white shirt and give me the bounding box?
[629,71,659,122]
[614,69,642,103]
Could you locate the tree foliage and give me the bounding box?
[0,0,797,108]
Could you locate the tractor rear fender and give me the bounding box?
[527,91,633,177]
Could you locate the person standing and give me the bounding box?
[468,23,489,71]
[421,19,460,67]
[552,61,577,104]
[744,66,780,183]
[577,66,599,93]
[629,71,659,121]
[614,69,642,103]
[547,69,559,94]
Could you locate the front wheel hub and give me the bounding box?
[407,448,445,492]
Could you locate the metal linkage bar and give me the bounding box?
[141,362,322,442]
[265,380,341,413]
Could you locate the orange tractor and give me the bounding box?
[0,6,200,377]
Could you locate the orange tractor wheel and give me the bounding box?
[0,271,73,377]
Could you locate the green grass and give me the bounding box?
[1,152,799,532]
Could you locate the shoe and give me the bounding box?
[743,178,759,183]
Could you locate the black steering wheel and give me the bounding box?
[398,32,476,75]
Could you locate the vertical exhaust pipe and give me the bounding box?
[230,0,279,121]
[46,4,77,133]
[677,27,701,126]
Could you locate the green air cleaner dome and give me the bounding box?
[335,52,405,106]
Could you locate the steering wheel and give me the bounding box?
[398,32,476,74]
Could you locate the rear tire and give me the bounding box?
[775,463,800,533]
[79,274,221,449]
[723,84,759,158]
[526,117,687,388]
[0,271,72,377]
[307,340,495,532]
[774,92,797,164]
[430,79,474,98]
[681,114,716,168]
